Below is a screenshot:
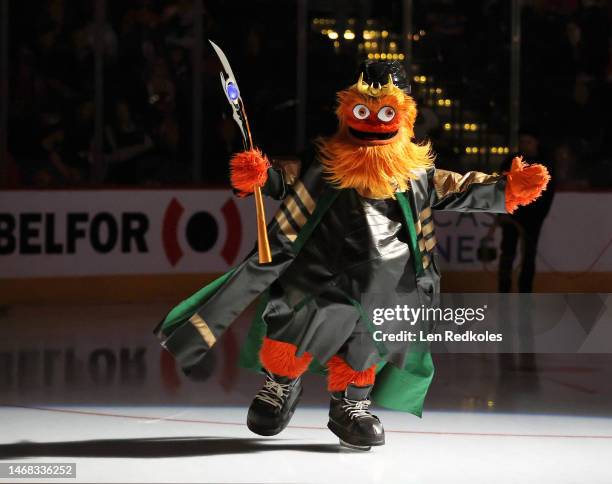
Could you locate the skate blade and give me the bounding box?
[339,439,371,451]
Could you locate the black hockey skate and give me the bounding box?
[246,370,303,436]
[328,384,385,451]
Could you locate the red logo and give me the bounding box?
[161,197,242,266]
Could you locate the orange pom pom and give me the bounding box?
[229,148,270,197]
[504,156,551,214]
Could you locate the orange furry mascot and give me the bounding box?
[159,60,549,451]
[232,71,548,211]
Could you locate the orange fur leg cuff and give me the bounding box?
[259,337,313,379]
[504,156,551,214]
[229,148,270,197]
[326,355,376,391]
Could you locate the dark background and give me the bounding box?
[2,0,610,189]
[1,1,612,446]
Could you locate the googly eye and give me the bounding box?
[377,106,396,122]
[352,104,370,120]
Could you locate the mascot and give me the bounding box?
[154,60,550,450]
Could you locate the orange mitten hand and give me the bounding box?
[229,148,270,197]
[504,156,551,214]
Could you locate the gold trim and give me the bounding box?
[189,314,216,347]
[422,254,431,269]
[285,197,308,227]
[419,206,432,222]
[414,219,422,235]
[355,72,396,97]
[274,210,298,242]
[293,180,315,214]
[422,221,434,237]
[425,236,437,251]
[273,180,314,243]
[418,237,426,253]
[433,169,501,199]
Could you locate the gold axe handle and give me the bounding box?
[208,40,272,265]
[254,185,272,264]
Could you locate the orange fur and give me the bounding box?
[504,156,551,213]
[326,355,376,391]
[259,337,313,378]
[318,85,434,199]
[229,148,270,197]
[338,89,408,134]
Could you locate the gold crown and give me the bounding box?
[354,73,395,97]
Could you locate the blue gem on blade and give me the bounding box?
[227,82,239,101]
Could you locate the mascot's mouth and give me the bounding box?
[348,127,398,142]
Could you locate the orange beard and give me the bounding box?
[317,87,435,199]
[317,125,435,200]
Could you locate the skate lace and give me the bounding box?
[342,398,372,419]
[254,375,290,408]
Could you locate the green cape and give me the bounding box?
[156,168,434,417]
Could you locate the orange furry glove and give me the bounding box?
[229,148,270,197]
[504,156,551,214]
